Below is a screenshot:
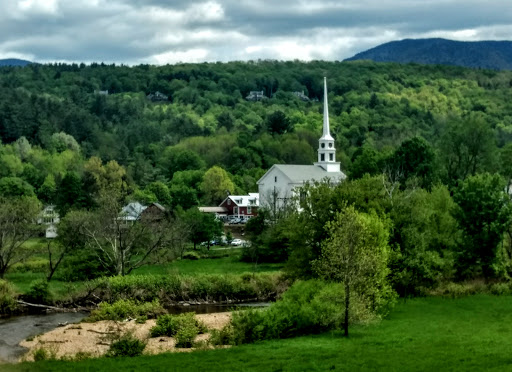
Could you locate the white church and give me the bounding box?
[257,77,346,209]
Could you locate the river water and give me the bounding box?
[0,302,269,363]
[0,312,87,363]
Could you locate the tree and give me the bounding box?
[267,110,292,135]
[183,208,223,250]
[439,114,496,186]
[201,166,234,205]
[390,137,437,189]
[0,197,41,278]
[55,172,86,216]
[313,206,393,337]
[45,210,87,281]
[0,177,35,198]
[452,173,512,278]
[78,195,189,276]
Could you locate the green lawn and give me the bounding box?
[5,252,283,295]
[132,255,283,276]
[5,295,512,371]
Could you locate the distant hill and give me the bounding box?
[345,38,512,70]
[0,58,32,67]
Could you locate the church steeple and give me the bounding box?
[315,77,340,172]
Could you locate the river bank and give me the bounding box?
[19,312,232,362]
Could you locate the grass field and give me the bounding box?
[5,251,283,295]
[5,295,512,371]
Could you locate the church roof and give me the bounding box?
[258,164,346,185]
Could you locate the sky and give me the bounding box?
[1,0,512,65]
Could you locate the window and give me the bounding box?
[321,143,325,148]
[234,206,238,215]
[275,176,277,182]
[329,143,333,148]
[228,199,231,205]
[321,154,325,161]
[247,206,252,214]
[329,153,333,161]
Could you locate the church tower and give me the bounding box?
[314,77,341,173]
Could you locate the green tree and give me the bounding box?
[201,166,234,205]
[183,208,223,250]
[267,110,292,135]
[313,206,394,337]
[0,197,41,278]
[390,136,437,189]
[453,173,512,278]
[0,177,35,198]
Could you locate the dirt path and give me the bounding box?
[19,312,231,361]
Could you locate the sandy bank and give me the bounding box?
[19,312,231,361]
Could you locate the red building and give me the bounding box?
[218,193,259,220]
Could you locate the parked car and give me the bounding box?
[231,238,245,246]
[229,217,243,224]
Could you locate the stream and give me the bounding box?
[0,302,269,364]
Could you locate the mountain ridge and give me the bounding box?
[0,58,33,67]
[344,38,512,70]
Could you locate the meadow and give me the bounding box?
[5,295,512,371]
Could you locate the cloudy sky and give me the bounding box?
[1,0,512,65]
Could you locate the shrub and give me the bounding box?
[150,312,207,338]
[182,251,200,260]
[0,279,18,315]
[25,279,52,305]
[175,326,198,348]
[80,272,286,304]
[33,346,57,361]
[10,259,48,273]
[489,282,512,296]
[86,299,165,322]
[209,324,235,346]
[106,333,146,358]
[218,279,392,345]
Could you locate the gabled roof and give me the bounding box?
[257,164,346,185]
[219,193,260,208]
[120,202,147,221]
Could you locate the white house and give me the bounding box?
[37,205,60,239]
[257,77,346,209]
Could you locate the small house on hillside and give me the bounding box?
[245,91,266,101]
[219,193,259,219]
[147,91,169,102]
[292,91,310,101]
[37,205,60,238]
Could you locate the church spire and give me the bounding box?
[321,77,334,141]
[314,77,340,173]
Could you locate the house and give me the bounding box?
[94,89,109,95]
[245,91,267,101]
[37,205,60,238]
[257,78,346,210]
[292,91,310,101]
[147,91,169,102]
[140,203,167,222]
[218,193,259,220]
[119,202,147,223]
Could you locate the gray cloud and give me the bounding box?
[1,0,512,64]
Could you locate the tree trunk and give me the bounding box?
[344,282,350,337]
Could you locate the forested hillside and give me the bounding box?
[1,60,512,209]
